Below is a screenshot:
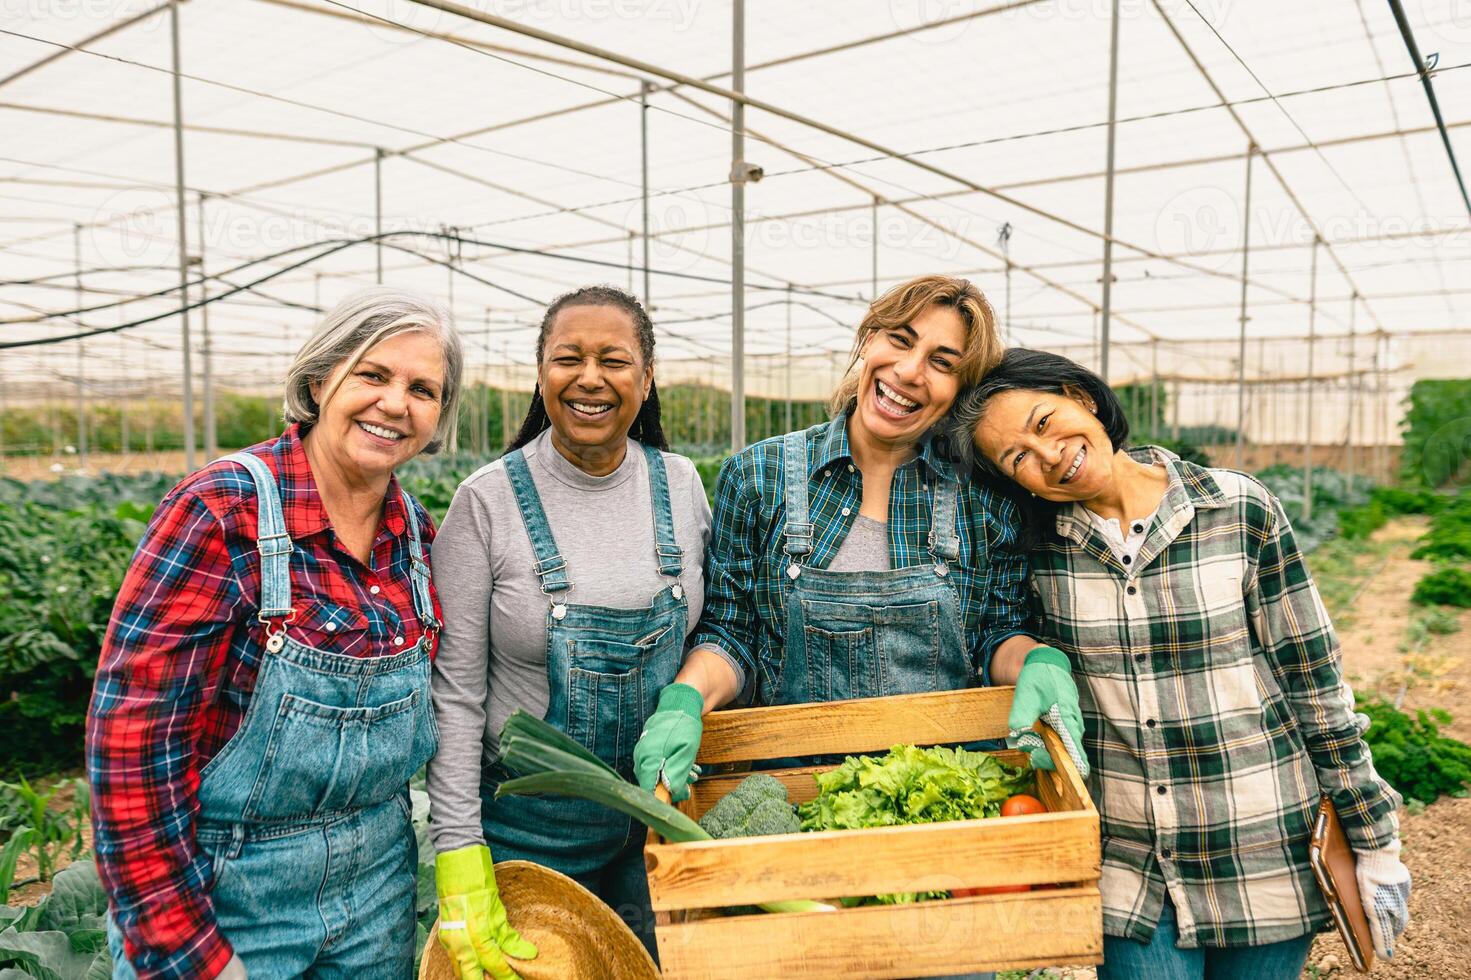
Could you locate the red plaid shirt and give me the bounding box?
[86,425,441,980]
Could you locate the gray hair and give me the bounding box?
[283,287,463,455]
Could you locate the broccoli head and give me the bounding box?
[697,773,802,839]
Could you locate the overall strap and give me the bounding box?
[642,444,684,583]
[502,449,573,605]
[781,430,814,575]
[928,475,962,568]
[220,452,293,621]
[398,490,441,636]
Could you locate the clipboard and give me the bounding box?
[1308,794,1375,973]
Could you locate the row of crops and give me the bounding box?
[3,378,1468,779]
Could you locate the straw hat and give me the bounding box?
[419,860,660,980]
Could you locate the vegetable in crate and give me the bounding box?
[697,774,801,839]
[797,744,1033,831]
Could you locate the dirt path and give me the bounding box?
[1301,516,1471,977]
[1333,517,1471,744]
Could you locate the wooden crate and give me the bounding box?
[644,686,1102,979]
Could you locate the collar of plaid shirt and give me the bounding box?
[272,423,411,543]
[1052,446,1227,570]
[810,411,958,481]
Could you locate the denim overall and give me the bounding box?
[478,443,687,955]
[774,430,971,704]
[107,451,439,980]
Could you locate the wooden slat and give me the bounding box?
[645,810,1099,910]
[654,887,1103,979]
[1039,723,1094,813]
[696,687,1015,764]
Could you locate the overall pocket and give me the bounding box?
[563,637,648,765]
[244,689,424,820]
[803,623,875,702]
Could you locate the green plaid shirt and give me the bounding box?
[692,415,1030,703]
[1031,447,1400,947]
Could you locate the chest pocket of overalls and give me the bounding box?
[244,668,432,821]
[563,626,672,766]
[801,598,942,701]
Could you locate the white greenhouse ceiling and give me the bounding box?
[3,0,1471,402]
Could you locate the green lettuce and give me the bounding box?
[797,744,1033,831]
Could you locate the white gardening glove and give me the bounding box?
[1354,839,1411,960]
[218,954,248,980]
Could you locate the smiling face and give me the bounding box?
[310,329,446,482]
[539,303,652,473]
[850,302,966,451]
[973,387,1117,502]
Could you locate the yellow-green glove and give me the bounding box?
[435,844,537,980]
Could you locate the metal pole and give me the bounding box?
[871,197,880,297]
[119,314,130,462]
[501,340,511,451]
[785,284,793,432]
[1303,237,1318,520]
[1171,377,1181,442]
[482,310,491,454]
[1377,332,1390,481]
[375,148,385,284]
[1234,144,1255,471]
[1099,0,1122,380]
[998,222,1013,346]
[1150,339,1159,440]
[1346,294,1357,484]
[729,0,747,453]
[198,192,216,460]
[0,340,6,472]
[640,80,652,308]
[169,0,195,472]
[73,223,88,469]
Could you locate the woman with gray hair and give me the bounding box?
[88,287,463,980]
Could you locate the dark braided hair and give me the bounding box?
[507,285,669,453]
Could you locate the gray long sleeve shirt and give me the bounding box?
[426,430,711,853]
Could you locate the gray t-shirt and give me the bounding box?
[825,514,891,572]
[426,430,712,852]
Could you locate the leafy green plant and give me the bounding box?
[0,829,36,905]
[0,859,112,979]
[0,778,85,884]
[1409,493,1471,562]
[1358,699,1471,805]
[0,499,148,778]
[1411,567,1471,608]
[1399,378,1471,488]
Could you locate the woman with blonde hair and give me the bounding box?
[89,288,461,980]
[632,275,1087,799]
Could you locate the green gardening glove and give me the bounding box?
[1007,646,1090,779]
[435,844,537,980]
[633,682,705,802]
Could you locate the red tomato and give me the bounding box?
[1000,793,1047,816]
[952,884,1031,897]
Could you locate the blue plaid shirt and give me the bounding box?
[692,415,1031,703]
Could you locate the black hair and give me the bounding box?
[506,284,669,453]
[942,347,1131,547]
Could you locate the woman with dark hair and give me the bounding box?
[425,285,710,977]
[633,274,1087,800]
[946,348,1410,980]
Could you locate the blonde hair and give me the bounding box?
[829,274,1001,416]
[283,287,463,454]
